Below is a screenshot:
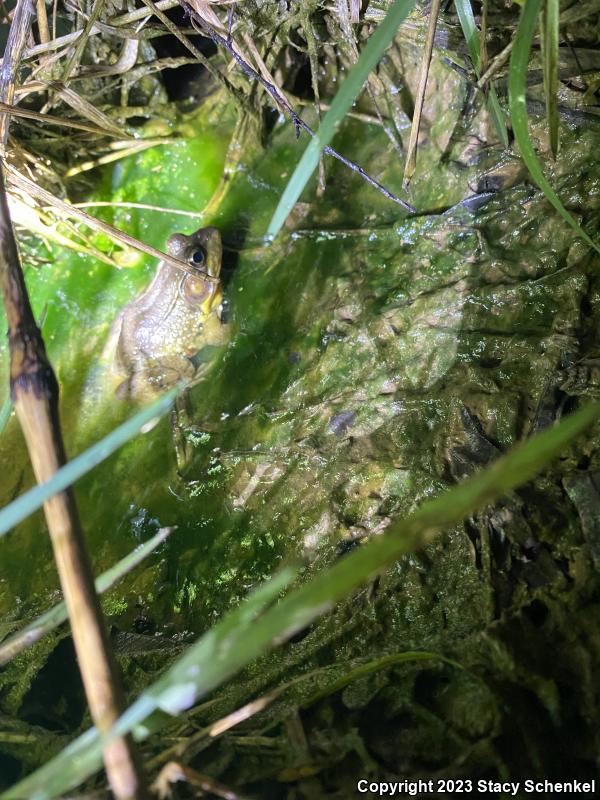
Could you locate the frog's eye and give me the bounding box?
[189,247,206,267]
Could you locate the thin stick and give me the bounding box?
[0,166,148,799]
[35,0,50,45]
[480,0,489,77]
[73,200,204,217]
[477,39,513,89]
[403,0,441,186]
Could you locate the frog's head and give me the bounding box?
[168,226,223,315]
[167,226,222,279]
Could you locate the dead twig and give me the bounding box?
[0,164,148,798]
[35,0,50,47]
[152,762,251,800]
[403,0,441,186]
[0,7,148,795]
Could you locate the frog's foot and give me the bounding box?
[560,359,600,398]
[170,392,216,475]
[171,393,194,474]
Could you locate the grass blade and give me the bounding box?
[266,0,417,239]
[303,651,461,707]
[0,387,178,538]
[0,527,173,665]
[541,0,559,156]
[6,402,599,799]
[0,393,12,436]
[454,0,509,146]
[509,0,600,254]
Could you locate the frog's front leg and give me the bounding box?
[164,355,208,473]
[130,354,196,399]
[202,311,231,347]
[171,391,195,474]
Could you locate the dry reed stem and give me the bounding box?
[35,0,50,45]
[0,7,148,796]
[403,0,442,186]
[0,168,148,799]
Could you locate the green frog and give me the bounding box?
[103,225,229,403]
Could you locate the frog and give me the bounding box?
[102,225,229,403]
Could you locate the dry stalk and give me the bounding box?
[0,5,148,797]
[403,0,441,186]
[35,0,50,46]
[0,166,148,799]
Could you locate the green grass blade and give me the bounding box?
[0,527,173,665]
[6,402,598,799]
[454,0,480,68]
[266,0,417,240]
[0,388,178,538]
[454,0,509,146]
[509,0,600,254]
[303,651,461,707]
[0,393,12,436]
[541,0,559,156]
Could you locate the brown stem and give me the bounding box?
[0,167,148,797]
[35,0,50,44]
[402,0,441,186]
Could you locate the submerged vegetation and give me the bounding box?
[1,0,600,796]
